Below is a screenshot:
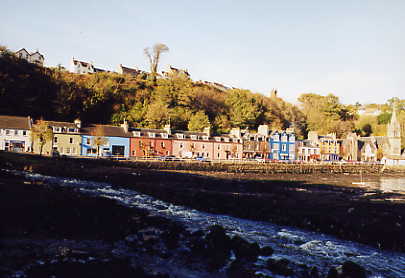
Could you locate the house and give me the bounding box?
[296,140,320,162]
[241,125,270,159]
[171,128,213,159]
[268,130,296,160]
[130,125,172,157]
[213,135,243,160]
[308,132,340,161]
[50,119,82,156]
[15,48,44,66]
[70,58,95,74]
[81,121,131,158]
[117,64,142,76]
[31,120,82,156]
[162,66,190,78]
[0,115,32,152]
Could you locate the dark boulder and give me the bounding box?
[266,258,294,276]
[341,261,367,278]
[230,235,260,261]
[259,246,274,257]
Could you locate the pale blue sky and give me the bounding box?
[1,0,404,104]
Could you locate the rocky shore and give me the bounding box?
[0,170,374,278]
[1,152,404,277]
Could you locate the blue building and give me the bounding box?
[81,124,130,158]
[268,131,296,160]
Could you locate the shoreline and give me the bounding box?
[1,152,405,254]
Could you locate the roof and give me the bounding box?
[44,121,77,129]
[82,124,131,138]
[0,115,31,130]
[131,128,168,134]
[72,59,93,68]
[119,64,141,76]
[15,48,29,54]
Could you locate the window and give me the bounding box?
[202,144,205,149]
[161,133,168,139]
[14,130,18,135]
[70,137,73,144]
[217,145,220,150]
[54,137,58,143]
[148,132,155,138]
[202,136,209,140]
[23,131,27,136]
[161,142,165,148]
[176,133,184,139]
[112,145,125,156]
[68,128,75,133]
[133,131,141,137]
[86,138,90,145]
[180,143,183,149]
[191,135,197,140]
[282,144,287,151]
[66,148,70,154]
[5,130,10,135]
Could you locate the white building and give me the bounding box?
[15,48,44,66]
[70,57,95,74]
[0,115,32,152]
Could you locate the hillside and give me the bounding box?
[0,52,307,136]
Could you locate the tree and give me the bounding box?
[31,120,53,156]
[188,111,210,132]
[90,125,109,158]
[144,43,169,81]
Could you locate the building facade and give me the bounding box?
[81,124,131,158]
[0,115,32,152]
[268,131,296,160]
[15,48,44,66]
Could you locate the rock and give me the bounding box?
[204,225,232,269]
[341,261,367,278]
[309,266,319,278]
[227,259,256,278]
[266,258,294,276]
[326,267,339,278]
[230,235,260,261]
[259,246,274,257]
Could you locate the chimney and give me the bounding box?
[74,119,82,129]
[203,126,211,136]
[121,119,129,133]
[230,127,241,138]
[257,125,269,136]
[164,124,172,135]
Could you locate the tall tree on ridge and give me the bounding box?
[144,43,169,82]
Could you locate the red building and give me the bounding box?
[130,128,172,157]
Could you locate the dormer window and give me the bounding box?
[215,137,221,142]
[161,133,168,139]
[232,138,238,143]
[133,131,141,137]
[176,133,184,139]
[224,138,230,142]
[148,132,155,138]
[190,135,197,140]
[68,128,75,133]
[202,136,209,141]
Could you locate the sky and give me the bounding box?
[1,0,404,104]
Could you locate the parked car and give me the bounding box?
[195,156,210,162]
[159,155,180,161]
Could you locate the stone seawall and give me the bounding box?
[125,161,387,174]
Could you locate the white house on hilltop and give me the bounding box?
[70,57,95,74]
[15,48,44,66]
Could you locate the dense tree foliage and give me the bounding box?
[298,93,357,137]
[0,54,306,137]
[2,51,403,147]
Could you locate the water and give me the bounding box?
[4,169,405,278]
